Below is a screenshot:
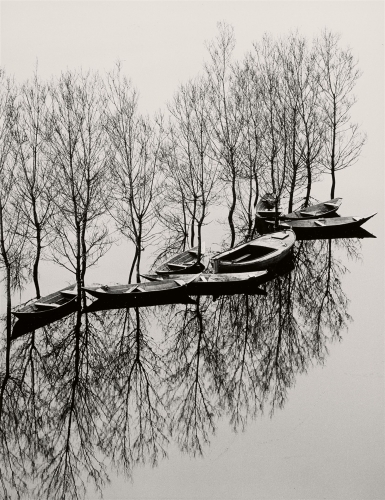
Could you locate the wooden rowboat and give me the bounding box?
[269,214,376,237]
[85,294,198,313]
[211,230,296,274]
[256,196,283,218]
[155,243,206,275]
[12,285,78,320]
[82,275,198,301]
[281,198,342,220]
[141,270,270,296]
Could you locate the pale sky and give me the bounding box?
[1,1,383,116]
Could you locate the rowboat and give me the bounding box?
[12,285,78,320]
[281,198,342,220]
[85,294,198,313]
[155,243,206,275]
[82,275,199,301]
[267,214,376,237]
[256,196,283,218]
[141,270,270,296]
[211,230,296,273]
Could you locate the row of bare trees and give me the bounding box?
[0,27,364,333]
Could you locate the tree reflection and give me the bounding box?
[98,306,169,475]
[0,237,362,498]
[160,297,225,456]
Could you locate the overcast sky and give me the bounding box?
[1,1,383,115]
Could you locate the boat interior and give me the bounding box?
[224,245,276,263]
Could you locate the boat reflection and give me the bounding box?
[0,238,361,498]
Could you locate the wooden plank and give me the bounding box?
[232,253,251,263]
[35,302,61,309]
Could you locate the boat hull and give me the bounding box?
[211,230,296,274]
[281,198,342,220]
[12,285,78,320]
[267,214,376,237]
[155,244,205,274]
[83,275,198,301]
[142,270,271,294]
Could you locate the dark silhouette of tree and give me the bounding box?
[13,69,54,298]
[205,23,246,248]
[46,70,111,299]
[0,74,29,498]
[105,65,164,283]
[161,77,219,257]
[315,30,366,198]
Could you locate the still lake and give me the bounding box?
[2,175,384,500]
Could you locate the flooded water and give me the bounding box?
[2,218,384,499]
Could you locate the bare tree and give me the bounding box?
[205,23,246,248]
[0,70,30,499]
[46,70,111,299]
[12,70,54,298]
[315,30,366,198]
[105,66,163,283]
[163,77,219,256]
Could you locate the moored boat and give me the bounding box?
[256,195,283,218]
[155,243,206,274]
[12,285,78,320]
[281,198,342,220]
[211,230,296,273]
[82,274,199,301]
[266,214,376,237]
[141,270,270,295]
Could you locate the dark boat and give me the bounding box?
[12,285,78,320]
[281,198,342,220]
[85,294,198,313]
[142,270,270,296]
[256,195,283,218]
[82,275,198,301]
[211,230,296,273]
[267,214,376,237]
[155,243,206,275]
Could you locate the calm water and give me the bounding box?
[2,216,384,499]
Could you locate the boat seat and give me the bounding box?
[174,279,186,287]
[314,220,325,226]
[125,285,145,293]
[168,263,187,269]
[324,202,339,208]
[232,254,252,262]
[35,302,61,309]
[271,232,289,239]
[61,289,77,296]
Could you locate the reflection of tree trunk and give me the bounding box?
[0,268,11,418]
[315,240,332,343]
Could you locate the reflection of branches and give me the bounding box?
[0,235,364,498]
[100,306,169,476]
[214,294,265,430]
[294,239,351,348]
[161,298,224,456]
[36,310,109,499]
